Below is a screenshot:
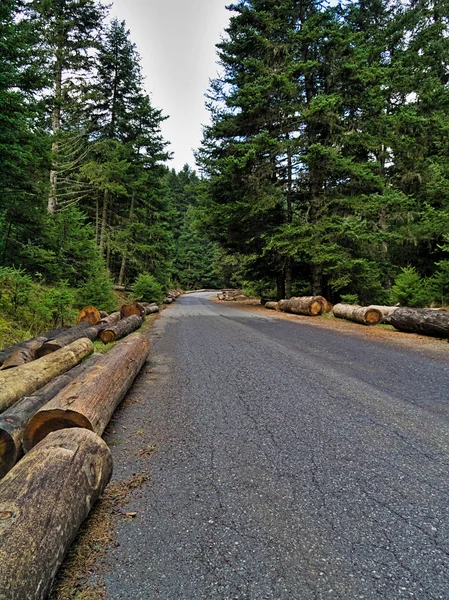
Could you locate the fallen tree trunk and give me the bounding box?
[120,303,146,319]
[389,307,449,338]
[0,337,47,371]
[99,311,121,326]
[264,302,279,310]
[35,323,104,358]
[99,310,109,319]
[0,327,70,367]
[24,332,151,450]
[277,299,290,312]
[0,338,93,414]
[164,297,173,304]
[285,296,327,316]
[333,303,382,325]
[0,428,112,600]
[137,302,159,315]
[76,305,101,326]
[0,354,103,478]
[99,315,142,344]
[368,305,398,324]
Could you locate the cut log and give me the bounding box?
[0,338,93,414]
[120,303,146,319]
[99,315,143,344]
[76,305,101,326]
[285,296,327,316]
[0,354,103,478]
[389,307,449,338]
[24,332,151,450]
[99,311,109,319]
[0,428,112,600]
[0,337,47,371]
[137,302,159,315]
[99,311,121,326]
[264,302,279,310]
[333,303,382,325]
[35,323,103,358]
[277,299,290,312]
[368,305,398,324]
[0,327,70,367]
[164,297,173,304]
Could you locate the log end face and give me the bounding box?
[365,308,382,325]
[99,330,116,344]
[0,432,18,479]
[23,410,93,453]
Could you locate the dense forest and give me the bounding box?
[1,0,449,345]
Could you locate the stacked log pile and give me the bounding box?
[0,301,158,597]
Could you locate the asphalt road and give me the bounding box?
[103,292,449,600]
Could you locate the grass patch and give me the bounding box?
[49,472,149,600]
[92,340,117,355]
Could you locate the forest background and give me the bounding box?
[1,0,449,347]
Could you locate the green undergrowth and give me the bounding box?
[92,340,117,355]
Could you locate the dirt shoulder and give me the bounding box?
[212,297,449,362]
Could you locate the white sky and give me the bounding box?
[106,0,231,172]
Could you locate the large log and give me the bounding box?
[99,311,121,326]
[0,337,47,371]
[264,302,279,310]
[0,428,112,600]
[389,307,449,338]
[137,302,159,315]
[277,299,290,312]
[285,296,327,316]
[35,323,104,358]
[76,305,101,326]
[0,338,93,413]
[99,315,143,344]
[333,303,382,325]
[120,303,146,319]
[24,332,151,450]
[0,354,103,478]
[368,305,398,324]
[0,327,70,367]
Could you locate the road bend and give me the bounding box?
[102,292,449,600]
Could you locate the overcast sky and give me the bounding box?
[106,0,231,172]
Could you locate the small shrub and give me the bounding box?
[43,281,77,326]
[390,266,431,307]
[77,270,116,312]
[132,274,164,304]
[340,294,359,305]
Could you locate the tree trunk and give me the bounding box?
[99,188,109,257]
[24,333,151,450]
[100,311,121,326]
[311,264,322,295]
[0,354,103,478]
[389,307,449,338]
[76,306,101,326]
[48,57,62,214]
[285,296,327,316]
[35,323,104,358]
[276,274,285,301]
[120,303,146,319]
[0,429,112,600]
[136,302,159,315]
[264,302,279,310]
[99,315,142,344]
[0,338,47,371]
[0,338,93,413]
[333,304,382,325]
[277,299,290,311]
[0,327,70,368]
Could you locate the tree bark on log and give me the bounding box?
[0,327,70,367]
[277,299,290,312]
[136,302,159,315]
[99,315,142,344]
[99,311,109,319]
[24,332,151,450]
[164,297,173,304]
[77,306,101,326]
[368,305,398,324]
[35,323,104,358]
[285,296,327,316]
[120,303,146,319]
[0,338,47,371]
[333,304,382,325]
[264,302,279,310]
[0,354,103,478]
[389,307,449,338]
[0,338,93,414]
[0,428,112,600]
[99,311,121,326]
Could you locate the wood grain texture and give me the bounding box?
[333,304,382,325]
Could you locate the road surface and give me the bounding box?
[102,292,449,599]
